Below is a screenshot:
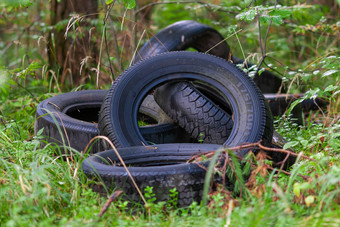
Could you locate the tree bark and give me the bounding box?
[48,0,98,87]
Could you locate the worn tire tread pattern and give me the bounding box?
[155,82,233,144]
[82,144,222,207]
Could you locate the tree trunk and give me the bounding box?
[48,0,98,87]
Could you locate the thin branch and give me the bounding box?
[267,166,309,181]
[263,0,278,57]
[256,142,315,161]
[98,190,123,217]
[102,1,117,78]
[262,61,284,77]
[256,7,264,57]
[188,141,315,163]
[276,152,291,183]
[254,0,277,77]
[205,29,243,56]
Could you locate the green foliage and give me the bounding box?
[143,186,156,204]
[236,5,300,25]
[122,0,135,9]
[152,3,194,29]
[168,188,178,209]
[1,0,32,8]
[0,0,339,225]
[107,0,135,9]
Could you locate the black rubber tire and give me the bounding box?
[34,90,190,153]
[82,143,222,207]
[154,80,273,149]
[265,93,328,119]
[264,93,303,124]
[35,90,105,153]
[134,20,230,64]
[98,51,273,157]
[142,95,294,168]
[154,81,234,144]
[134,19,232,126]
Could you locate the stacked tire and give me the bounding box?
[35,20,313,207]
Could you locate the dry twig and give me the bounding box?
[98,190,123,217]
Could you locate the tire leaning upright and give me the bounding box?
[134,20,230,64]
[98,51,273,157]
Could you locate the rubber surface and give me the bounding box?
[265,93,303,124]
[264,93,328,123]
[134,20,230,64]
[154,81,234,144]
[98,51,273,157]
[34,90,189,153]
[35,90,105,153]
[134,20,233,132]
[82,143,222,207]
[154,80,273,147]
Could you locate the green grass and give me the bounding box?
[0,91,339,226]
[1,0,339,226]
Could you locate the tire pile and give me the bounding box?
[35,20,322,207]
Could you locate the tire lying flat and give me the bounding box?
[34,90,189,153]
[82,143,221,207]
[35,90,105,153]
[98,51,273,157]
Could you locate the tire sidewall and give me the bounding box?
[101,52,267,154]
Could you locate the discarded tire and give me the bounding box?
[154,81,234,144]
[153,81,297,168]
[134,20,230,64]
[82,143,221,207]
[99,51,273,157]
[136,20,283,94]
[264,93,303,124]
[35,90,105,153]
[154,80,273,146]
[35,90,189,153]
[264,93,328,123]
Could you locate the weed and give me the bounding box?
[168,188,178,209]
[198,132,204,143]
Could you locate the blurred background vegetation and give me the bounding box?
[1,0,338,89]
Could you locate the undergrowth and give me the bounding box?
[1,0,339,226]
